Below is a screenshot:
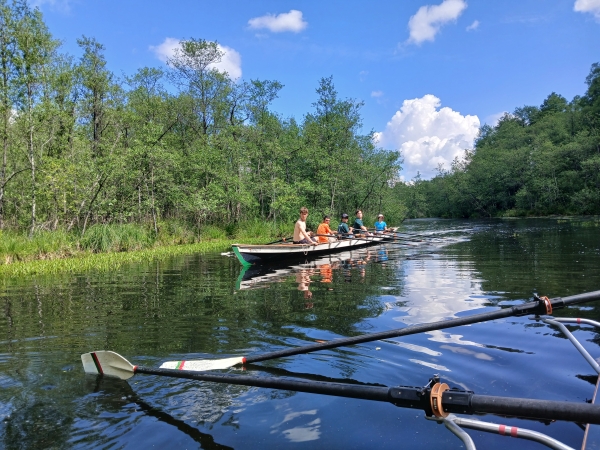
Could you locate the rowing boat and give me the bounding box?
[235,246,380,290]
[231,235,386,266]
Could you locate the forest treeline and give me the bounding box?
[400,64,600,218]
[1,0,598,247]
[0,0,404,240]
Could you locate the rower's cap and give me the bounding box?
[341,213,349,218]
[378,214,384,217]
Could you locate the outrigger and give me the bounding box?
[81,290,600,449]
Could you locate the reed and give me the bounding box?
[233,219,290,242]
[0,230,77,263]
[80,224,154,252]
[0,240,231,277]
[0,219,296,277]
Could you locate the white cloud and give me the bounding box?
[376,94,480,180]
[407,0,467,45]
[574,0,600,20]
[248,10,307,33]
[149,37,180,63]
[466,20,479,31]
[371,91,383,98]
[149,38,242,79]
[484,111,507,127]
[359,70,369,82]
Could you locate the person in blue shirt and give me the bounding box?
[374,214,388,233]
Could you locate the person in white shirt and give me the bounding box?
[293,207,317,245]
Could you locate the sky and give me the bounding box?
[30,0,600,180]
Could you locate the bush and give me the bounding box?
[0,230,76,263]
[156,220,198,245]
[200,225,227,240]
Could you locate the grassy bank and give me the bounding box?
[0,220,287,277]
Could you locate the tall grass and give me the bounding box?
[156,220,199,245]
[0,230,76,263]
[0,219,292,277]
[233,218,291,242]
[0,241,231,277]
[80,224,154,252]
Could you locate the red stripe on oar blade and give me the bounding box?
[242,357,247,364]
[91,352,103,375]
[511,427,518,437]
[177,361,185,370]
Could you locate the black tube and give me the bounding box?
[134,367,600,425]
[245,290,600,364]
[467,394,600,425]
[135,366,391,402]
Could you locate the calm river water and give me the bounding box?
[1,218,600,449]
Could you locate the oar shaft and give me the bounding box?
[245,291,600,364]
[134,366,600,424]
[135,366,390,402]
[466,394,600,425]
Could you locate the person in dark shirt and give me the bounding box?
[337,213,354,239]
[352,210,371,235]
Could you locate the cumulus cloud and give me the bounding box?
[149,37,180,63]
[248,10,307,33]
[574,0,600,20]
[375,94,480,180]
[149,38,242,79]
[407,0,467,45]
[466,20,479,31]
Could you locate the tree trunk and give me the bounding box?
[28,83,36,236]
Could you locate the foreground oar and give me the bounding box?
[155,290,600,371]
[81,352,600,425]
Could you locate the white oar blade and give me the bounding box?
[160,356,245,372]
[81,351,135,380]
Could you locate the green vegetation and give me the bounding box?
[0,0,405,255]
[0,220,288,276]
[400,64,600,218]
[0,239,229,277]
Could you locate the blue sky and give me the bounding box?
[31,0,600,180]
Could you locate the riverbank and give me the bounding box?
[0,221,283,277]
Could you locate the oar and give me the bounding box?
[81,352,600,425]
[148,290,600,371]
[266,236,293,245]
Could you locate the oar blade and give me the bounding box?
[160,356,245,372]
[81,351,135,380]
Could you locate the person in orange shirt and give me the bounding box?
[316,215,337,243]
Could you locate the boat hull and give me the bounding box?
[232,237,385,266]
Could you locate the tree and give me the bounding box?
[12,2,58,233]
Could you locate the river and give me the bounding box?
[1,218,600,449]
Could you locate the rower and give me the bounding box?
[337,213,354,239]
[316,215,337,243]
[374,214,388,233]
[293,207,317,245]
[352,209,372,235]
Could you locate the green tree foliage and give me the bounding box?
[0,4,405,238]
[404,63,600,218]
